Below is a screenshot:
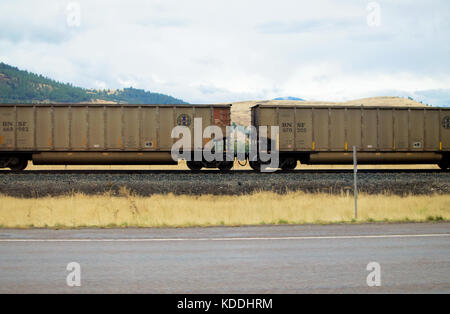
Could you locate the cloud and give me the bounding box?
[0,1,74,44]
[280,62,450,102]
[413,89,450,106]
[257,18,361,34]
[0,0,449,106]
[136,17,191,28]
[0,27,70,44]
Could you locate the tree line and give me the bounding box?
[0,62,187,105]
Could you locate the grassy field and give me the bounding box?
[0,191,448,228]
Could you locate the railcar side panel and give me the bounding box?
[16,107,34,149]
[159,107,175,150]
[87,107,104,150]
[410,110,424,151]
[123,107,139,150]
[441,110,450,149]
[196,107,212,147]
[346,109,362,150]
[36,107,51,150]
[0,107,15,150]
[54,107,69,149]
[141,107,158,150]
[251,105,449,166]
[330,109,345,151]
[105,107,121,150]
[295,108,312,150]
[279,108,294,150]
[393,110,408,150]
[362,109,377,151]
[70,107,86,150]
[176,107,194,147]
[425,110,439,150]
[313,109,328,151]
[258,107,276,140]
[378,109,393,150]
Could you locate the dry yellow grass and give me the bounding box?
[0,191,448,228]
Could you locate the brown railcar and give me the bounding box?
[251,105,450,170]
[0,104,231,170]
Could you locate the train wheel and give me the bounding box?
[186,161,203,171]
[280,158,297,171]
[249,161,261,172]
[438,159,449,170]
[9,157,28,171]
[218,161,234,171]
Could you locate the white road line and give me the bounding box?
[0,233,449,242]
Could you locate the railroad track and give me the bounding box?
[1,168,449,197]
[0,169,448,175]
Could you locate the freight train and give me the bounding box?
[0,104,449,171]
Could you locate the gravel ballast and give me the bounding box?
[0,170,449,197]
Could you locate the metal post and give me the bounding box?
[353,146,358,220]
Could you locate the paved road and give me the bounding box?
[0,223,449,293]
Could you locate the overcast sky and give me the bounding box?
[0,0,449,105]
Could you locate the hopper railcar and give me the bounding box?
[250,104,450,171]
[0,104,232,171]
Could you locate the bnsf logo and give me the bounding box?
[443,116,450,129]
[177,114,192,127]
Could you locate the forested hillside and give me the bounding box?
[0,63,187,104]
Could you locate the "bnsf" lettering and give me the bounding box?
[2,121,29,132]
